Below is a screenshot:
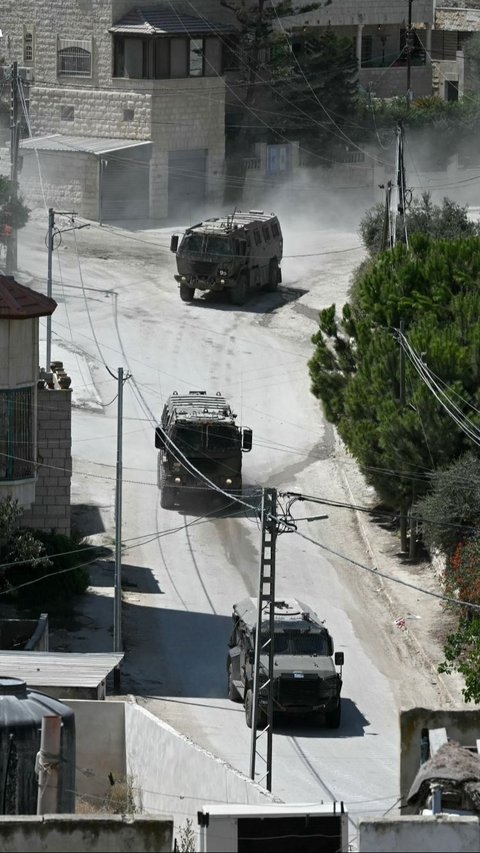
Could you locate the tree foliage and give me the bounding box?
[271,27,360,161]
[0,497,48,571]
[0,497,90,609]
[439,616,480,704]
[308,235,480,511]
[221,1,359,196]
[0,176,29,234]
[414,453,480,556]
[359,193,480,257]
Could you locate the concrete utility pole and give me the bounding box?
[406,0,414,108]
[113,366,131,689]
[45,209,89,370]
[6,61,19,274]
[250,487,277,792]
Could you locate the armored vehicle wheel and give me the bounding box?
[265,258,280,292]
[231,271,248,306]
[244,689,253,728]
[325,700,341,729]
[160,485,175,509]
[228,664,241,702]
[180,282,195,302]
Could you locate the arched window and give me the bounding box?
[57,38,92,76]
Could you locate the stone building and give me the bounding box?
[280,1,480,101]
[0,274,72,536]
[1,0,236,222]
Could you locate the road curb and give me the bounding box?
[336,446,458,706]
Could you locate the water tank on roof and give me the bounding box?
[0,677,75,814]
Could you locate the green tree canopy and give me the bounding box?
[308,235,480,510]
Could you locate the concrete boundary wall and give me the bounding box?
[0,815,173,853]
[65,698,279,840]
[359,815,480,853]
[124,699,280,834]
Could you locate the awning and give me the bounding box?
[20,134,152,157]
[0,650,124,700]
[109,7,236,36]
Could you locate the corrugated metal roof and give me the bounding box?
[20,134,152,156]
[109,7,235,36]
[0,651,123,687]
[0,275,57,319]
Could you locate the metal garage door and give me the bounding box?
[168,148,207,222]
[100,145,151,222]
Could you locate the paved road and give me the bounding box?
[19,215,452,835]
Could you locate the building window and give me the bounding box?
[57,37,92,76]
[262,225,271,242]
[24,29,34,63]
[189,39,204,76]
[113,35,223,79]
[123,108,134,121]
[61,105,75,121]
[361,35,372,65]
[253,230,261,246]
[0,387,34,481]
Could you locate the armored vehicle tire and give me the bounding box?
[265,258,280,292]
[180,282,195,302]
[325,700,341,729]
[160,485,175,509]
[231,271,248,306]
[228,664,241,702]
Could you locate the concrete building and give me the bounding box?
[0,275,72,535]
[281,1,480,102]
[1,1,236,223]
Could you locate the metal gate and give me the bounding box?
[99,145,151,222]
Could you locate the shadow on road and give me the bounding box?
[163,486,262,520]
[274,698,370,739]
[71,503,106,537]
[119,604,231,700]
[181,284,308,314]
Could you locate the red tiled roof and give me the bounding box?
[0,276,57,319]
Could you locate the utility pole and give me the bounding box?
[406,0,414,108]
[398,319,408,553]
[45,209,89,370]
[399,318,405,407]
[250,487,277,792]
[6,61,19,274]
[113,367,126,688]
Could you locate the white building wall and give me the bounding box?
[20,151,99,218]
[358,815,480,853]
[0,318,38,387]
[64,698,279,835]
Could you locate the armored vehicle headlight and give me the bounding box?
[225,478,232,485]
[174,477,181,484]
[219,269,227,276]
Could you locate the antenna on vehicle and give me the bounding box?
[228,206,238,230]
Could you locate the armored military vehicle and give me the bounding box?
[155,391,252,509]
[227,597,344,728]
[170,210,283,304]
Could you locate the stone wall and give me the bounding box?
[358,815,480,853]
[20,151,99,218]
[21,385,72,536]
[30,86,152,140]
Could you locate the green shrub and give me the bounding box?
[4,530,92,608]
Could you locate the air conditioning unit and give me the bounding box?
[19,67,34,83]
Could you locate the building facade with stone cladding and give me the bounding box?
[2,0,233,219]
[21,385,72,537]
